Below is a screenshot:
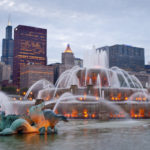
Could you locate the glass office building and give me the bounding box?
[13,25,47,87]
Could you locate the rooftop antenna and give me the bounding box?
[8,14,11,26]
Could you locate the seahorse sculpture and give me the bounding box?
[0,102,68,135]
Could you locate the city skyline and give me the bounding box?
[0,0,150,64]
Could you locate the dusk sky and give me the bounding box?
[0,0,150,64]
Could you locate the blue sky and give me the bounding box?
[0,0,150,64]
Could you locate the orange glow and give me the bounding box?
[109,113,113,118]
[118,93,121,100]
[71,109,78,118]
[96,97,99,100]
[84,94,86,100]
[143,97,146,101]
[79,97,83,101]
[64,113,71,118]
[83,109,88,118]
[28,97,32,101]
[26,108,29,113]
[54,109,58,114]
[115,97,118,101]
[139,109,144,117]
[130,109,135,118]
[139,97,142,101]
[45,96,50,101]
[91,113,96,118]
[125,97,128,100]
[130,108,145,118]
[23,92,26,95]
[111,97,114,100]
[109,112,125,118]
[16,88,20,92]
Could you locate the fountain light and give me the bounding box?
[28,97,32,101]
[23,92,26,96]
[16,88,20,92]
[109,111,126,119]
[96,97,99,100]
[83,109,88,118]
[111,97,115,100]
[139,97,142,101]
[64,113,71,118]
[71,109,78,118]
[79,97,83,101]
[143,97,146,101]
[91,113,96,118]
[125,97,128,100]
[130,108,145,118]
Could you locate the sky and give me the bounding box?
[0,0,150,64]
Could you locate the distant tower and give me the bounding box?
[1,18,14,76]
[62,44,75,66]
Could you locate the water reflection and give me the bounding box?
[0,120,150,150]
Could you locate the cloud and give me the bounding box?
[0,0,150,64]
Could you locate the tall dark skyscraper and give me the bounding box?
[1,21,14,71]
[13,25,47,87]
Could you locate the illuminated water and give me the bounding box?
[0,120,150,150]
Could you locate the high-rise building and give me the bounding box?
[0,62,11,82]
[13,25,47,87]
[62,44,75,67]
[1,21,14,73]
[49,44,83,84]
[20,64,53,89]
[96,44,145,71]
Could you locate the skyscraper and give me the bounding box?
[96,44,145,71]
[50,44,83,84]
[13,25,47,87]
[1,21,14,73]
[62,44,75,66]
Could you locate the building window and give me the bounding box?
[127,49,129,55]
[122,48,124,55]
[138,49,141,56]
[134,49,136,56]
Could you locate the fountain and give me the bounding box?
[20,48,150,120]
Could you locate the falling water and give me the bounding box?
[0,92,35,115]
[96,74,102,98]
[24,79,54,100]
[84,46,109,68]
[0,92,12,115]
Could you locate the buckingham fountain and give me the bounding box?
[31,49,150,120]
[0,48,150,136]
